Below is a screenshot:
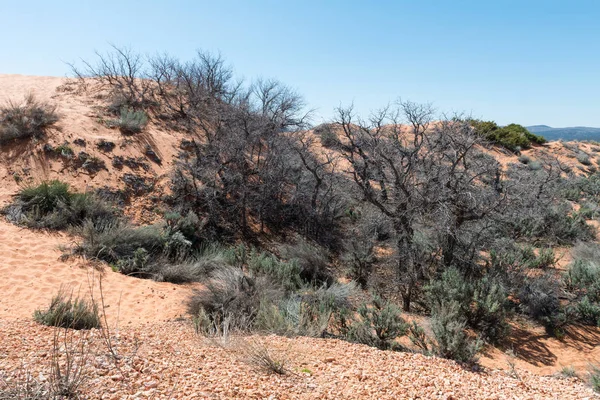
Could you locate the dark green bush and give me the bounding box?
[315,124,341,149]
[34,290,100,330]
[471,120,545,151]
[0,94,59,145]
[3,181,117,230]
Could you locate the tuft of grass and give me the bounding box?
[0,94,59,145]
[231,337,288,375]
[589,364,600,393]
[561,365,578,378]
[34,289,100,330]
[107,106,148,134]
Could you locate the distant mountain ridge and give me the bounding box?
[526,125,600,141]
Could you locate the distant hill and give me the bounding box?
[526,125,600,141]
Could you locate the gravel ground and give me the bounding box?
[0,320,596,399]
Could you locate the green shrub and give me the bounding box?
[509,204,595,245]
[426,268,509,343]
[3,181,117,230]
[154,245,232,283]
[320,129,340,149]
[255,282,355,337]
[247,249,302,292]
[471,120,545,151]
[107,106,148,134]
[578,152,592,166]
[34,290,100,330]
[0,94,59,145]
[188,266,284,332]
[430,301,481,363]
[564,248,600,326]
[348,295,408,350]
[575,296,600,326]
[54,143,74,158]
[528,160,542,170]
[75,221,164,269]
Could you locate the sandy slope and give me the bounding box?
[0,219,194,326]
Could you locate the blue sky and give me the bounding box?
[2,0,599,127]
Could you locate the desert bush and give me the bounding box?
[564,247,600,325]
[107,106,148,134]
[34,290,100,330]
[74,209,213,281]
[528,160,542,170]
[518,155,531,164]
[575,296,600,326]
[254,282,355,337]
[577,152,592,166]
[518,273,567,335]
[348,295,408,350]
[0,94,59,145]
[154,244,232,283]
[75,221,164,268]
[4,181,117,230]
[279,240,334,286]
[317,126,341,149]
[188,266,285,332]
[471,120,545,151]
[343,238,375,289]
[0,372,49,399]
[508,203,594,245]
[247,250,303,293]
[430,301,481,363]
[578,202,600,220]
[426,267,509,343]
[231,337,288,375]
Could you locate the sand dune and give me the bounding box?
[0,219,194,326]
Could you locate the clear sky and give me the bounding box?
[2,0,599,127]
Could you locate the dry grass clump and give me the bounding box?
[0,94,58,145]
[33,289,100,330]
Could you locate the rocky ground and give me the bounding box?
[0,320,596,399]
